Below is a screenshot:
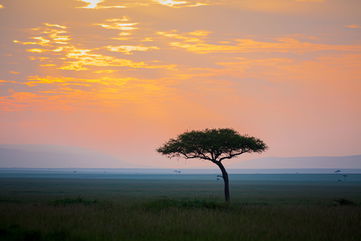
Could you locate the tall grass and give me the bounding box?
[0,177,361,241]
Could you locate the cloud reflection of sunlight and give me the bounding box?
[80,0,103,8]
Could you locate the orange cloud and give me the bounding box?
[14,22,172,71]
[79,0,209,8]
[0,73,177,113]
[27,48,46,53]
[345,24,361,29]
[59,47,172,71]
[207,0,328,13]
[44,23,67,29]
[96,18,138,40]
[0,92,47,112]
[159,31,361,54]
[158,30,210,42]
[78,0,125,9]
[213,54,361,89]
[97,18,138,31]
[295,0,324,2]
[0,80,17,84]
[79,0,103,8]
[14,24,71,47]
[25,76,130,87]
[106,45,159,55]
[155,0,207,7]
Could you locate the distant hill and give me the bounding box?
[0,144,128,168]
[228,155,361,169]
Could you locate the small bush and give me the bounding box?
[333,198,356,206]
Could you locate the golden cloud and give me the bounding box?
[14,24,71,47]
[25,76,131,87]
[209,0,327,13]
[154,0,207,8]
[78,0,208,9]
[159,30,361,54]
[78,0,125,9]
[14,22,172,72]
[97,18,138,31]
[44,23,67,29]
[295,0,324,2]
[0,73,175,112]
[59,47,172,71]
[0,80,17,84]
[106,45,159,55]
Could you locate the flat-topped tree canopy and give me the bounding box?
[157,128,268,202]
[157,128,267,163]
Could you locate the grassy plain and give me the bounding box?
[0,174,361,241]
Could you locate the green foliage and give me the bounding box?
[157,128,267,162]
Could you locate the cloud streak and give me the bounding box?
[78,0,125,9]
[159,30,361,54]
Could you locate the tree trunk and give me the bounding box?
[216,161,230,202]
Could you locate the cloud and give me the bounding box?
[0,80,17,84]
[159,30,361,54]
[295,0,324,2]
[25,76,130,87]
[77,0,208,9]
[59,47,173,71]
[14,23,71,47]
[0,92,46,112]
[154,0,207,8]
[345,24,361,29]
[96,18,138,40]
[44,23,67,29]
[78,0,125,9]
[96,18,138,31]
[0,73,176,112]
[79,0,103,8]
[213,54,361,88]
[209,0,328,13]
[13,22,172,71]
[106,45,159,55]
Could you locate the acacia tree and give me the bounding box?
[157,128,267,202]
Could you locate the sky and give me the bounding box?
[0,0,360,168]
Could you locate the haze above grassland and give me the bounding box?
[0,144,360,169]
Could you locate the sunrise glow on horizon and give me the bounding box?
[0,0,360,168]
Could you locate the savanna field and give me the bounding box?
[1,172,361,241]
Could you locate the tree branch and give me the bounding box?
[218,150,247,162]
[195,149,213,161]
[181,151,212,161]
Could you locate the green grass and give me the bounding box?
[0,177,361,241]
